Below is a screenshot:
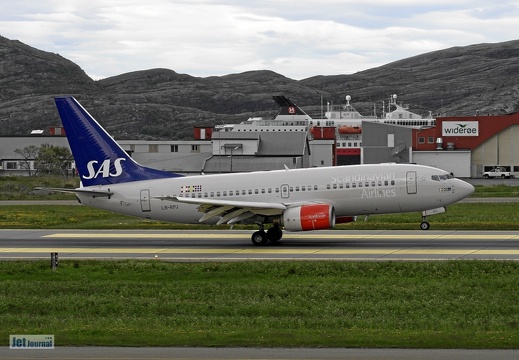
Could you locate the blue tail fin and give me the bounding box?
[54,97,182,186]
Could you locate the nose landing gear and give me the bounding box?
[420,218,430,230]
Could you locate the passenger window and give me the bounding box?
[371,181,376,187]
[261,189,265,194]
[391,180,395,185]
[302,186,306,191]
[268,188,272,193]
[327,184,331,190]
[255,189,259,194]
[358,182,362,188]
[275,188,279,193]
[248,190,252,195]
[352,183,356,188]
[223,191,227,196]
[339,183,343,189]
[314,185,318,190]
[333,184,337,189]
[210,192,214,197]
[384,181,388,186]
[229,191,233,196]
[204,192,208,198]
[216,192,220,197]
[295,186,300,191]
[346,183,350,188]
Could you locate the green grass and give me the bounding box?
[0,202,518,230]
[474,184,519,197]
[1,260,519,348]
[0,175,79,200]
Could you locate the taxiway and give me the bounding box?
[2,229,519,261]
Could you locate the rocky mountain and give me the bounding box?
[1,35,519,139]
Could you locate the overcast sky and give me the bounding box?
[1,1,518,80]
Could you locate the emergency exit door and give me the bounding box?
[140,189,151,212]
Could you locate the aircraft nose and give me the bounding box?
[457,179,475,200]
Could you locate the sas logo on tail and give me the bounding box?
[83,158,125,179]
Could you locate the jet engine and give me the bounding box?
[277,204,335,231]
[336,215,357,224]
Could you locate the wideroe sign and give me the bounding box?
[442,121,479,136]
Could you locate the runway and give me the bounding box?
[2,229,519,261]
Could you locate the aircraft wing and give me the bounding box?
[155,195,287,225]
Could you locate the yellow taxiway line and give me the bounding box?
[42,233,519,240]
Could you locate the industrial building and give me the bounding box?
[1,96,519,179]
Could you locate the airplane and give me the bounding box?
[52,96,475,246]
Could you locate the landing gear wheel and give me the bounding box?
[420,221,430,230]
[267,226,283,243]
[251,230,269,246]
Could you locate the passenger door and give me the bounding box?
[406,171,417,195]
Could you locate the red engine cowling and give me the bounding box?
[281,204,335,231]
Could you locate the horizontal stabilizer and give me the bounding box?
[35,187,114,197]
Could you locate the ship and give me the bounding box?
[321,94,436,165]
[214,94,435,166]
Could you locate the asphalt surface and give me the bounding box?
[2,229,519,261]
[1,347,518,360]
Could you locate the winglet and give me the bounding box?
[54,97,182,186]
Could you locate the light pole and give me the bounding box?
[230,146,238,173]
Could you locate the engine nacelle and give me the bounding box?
[278,204,335,231]
[336,215,357,224]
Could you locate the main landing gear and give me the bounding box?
[251,224,283,246]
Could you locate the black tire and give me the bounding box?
[267,226,283,243]
[251,231,269,246]
[484,174,489,179]
[420,221,430,230]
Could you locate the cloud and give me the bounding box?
[1,0,519,80]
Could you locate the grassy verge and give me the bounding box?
[1,202,519,230]
[0,175,79,200]
[1,260,519,348]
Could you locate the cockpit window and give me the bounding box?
[431,174,454,181]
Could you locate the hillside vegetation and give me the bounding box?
[1,35,519,139]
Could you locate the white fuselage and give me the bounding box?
[76,163,473,226]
